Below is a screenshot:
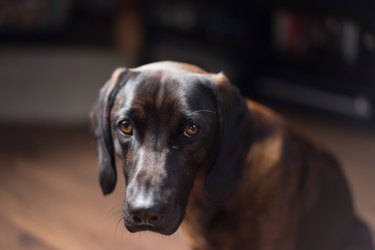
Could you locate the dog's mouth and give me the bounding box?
[123,205,185,235]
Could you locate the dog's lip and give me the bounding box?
[124,207,185,235]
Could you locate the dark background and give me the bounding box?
[1,0,375,125]
[0,1,374,249]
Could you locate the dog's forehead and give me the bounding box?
[116,66,213,114]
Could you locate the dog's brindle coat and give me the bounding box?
[91,61,373,250]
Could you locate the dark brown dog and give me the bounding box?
[91,61,374,250]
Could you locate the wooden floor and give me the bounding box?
[0,114,374,249]
[0,126,190,250]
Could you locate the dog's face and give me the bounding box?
[91,62,251,235]
[112,64,220,234]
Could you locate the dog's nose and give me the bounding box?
[126,203,166,227]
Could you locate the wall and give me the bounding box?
[0,47,126,124]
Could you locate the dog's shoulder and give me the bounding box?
[242,99,342,197]
[244,99,353,214]
[245,99,333,169]
[245,99,287,170]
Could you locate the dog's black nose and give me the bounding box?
[126,203,166,227]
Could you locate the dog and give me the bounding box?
[90,61,374,250]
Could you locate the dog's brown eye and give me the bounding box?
[184,123,200,137]
[119,119,133,135]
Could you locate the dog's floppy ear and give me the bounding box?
[90,67,128,195]
[203,73,252,203]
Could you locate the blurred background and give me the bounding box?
[0,0,374,249]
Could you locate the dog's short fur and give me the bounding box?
[91,61,374,250]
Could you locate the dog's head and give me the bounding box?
[91,61,251,235]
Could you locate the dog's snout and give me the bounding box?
[126,202,167,227]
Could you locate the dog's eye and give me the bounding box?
[184,123,200,137]
[118,119,133,135]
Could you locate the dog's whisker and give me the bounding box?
[107,203,122,213]
[106,203,123,220]
[115,216,125,238]
[115,217,121,238]
[108,210,122,221]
